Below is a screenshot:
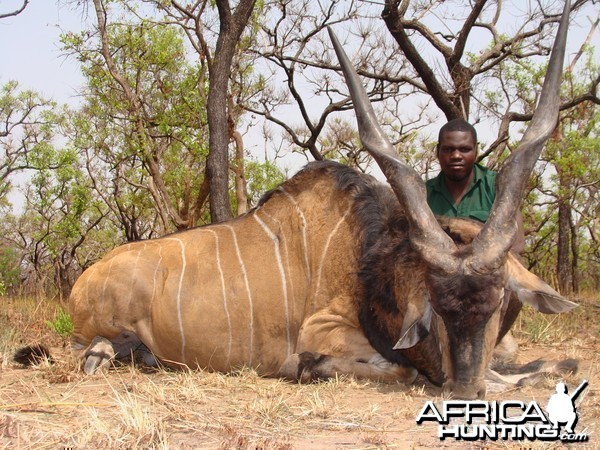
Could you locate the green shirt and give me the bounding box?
[425,163,496,223]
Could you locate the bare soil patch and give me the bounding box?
[1,294,599,449]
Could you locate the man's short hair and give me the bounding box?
[437,119,478,147]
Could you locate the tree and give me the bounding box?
[138,0,259,221]
[236,0,596,180]
[0,235,21,295]
[522,121,599,293]
[499,43,599,293]
[206,0,258,222]
[248,0,599,290]
[380,0,598,162]
[24,148,105,298]
[243,0,427,168]
[0,81,59,205]
[0,127,111,298]
[65,2,213,232]
[2,0,597,296]
[85,0,259,223]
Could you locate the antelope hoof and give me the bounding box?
[278,352,328,383]
[83,336,115,375]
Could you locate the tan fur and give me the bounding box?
[71,169,362,375]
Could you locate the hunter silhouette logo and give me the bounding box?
[416,380,589,442]
[546,380,588,436]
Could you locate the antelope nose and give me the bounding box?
[443,380,487,400]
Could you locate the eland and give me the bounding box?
[61,1,577,400]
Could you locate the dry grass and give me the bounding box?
[514,290,600,346]
[1,293,599,449]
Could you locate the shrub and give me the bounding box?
[45,307,74,341]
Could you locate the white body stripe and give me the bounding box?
[151,246,163,306]
[163,238,187,361]
[206,229,232,365]
[85,264,97,304]
[101,257,116,317]
[101,257,115,299]
[253,211,292,356]
[129,244,145,304]
[282,189,311,282]
[260,209,296,311]
[314,204,353,299]
[224,224,254,364]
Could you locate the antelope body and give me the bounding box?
[67,2,577,399]
[71,162,575,399]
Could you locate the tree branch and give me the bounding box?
[0,0,28,20]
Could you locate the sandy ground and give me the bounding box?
[1,292,599,449]
[1,338,598,449]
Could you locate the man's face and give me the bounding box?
[437,130,477,182]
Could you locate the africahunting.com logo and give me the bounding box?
[416,381,589,443]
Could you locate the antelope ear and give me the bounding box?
[506,254,578,314]
[394,301,432,350]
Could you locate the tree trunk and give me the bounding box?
[232,130,248,215]
[570,214,579,293]
[206,0,256,223]
[556,198,572,294]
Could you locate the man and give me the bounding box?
[426,118,524,253]
[427,118,524,363]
